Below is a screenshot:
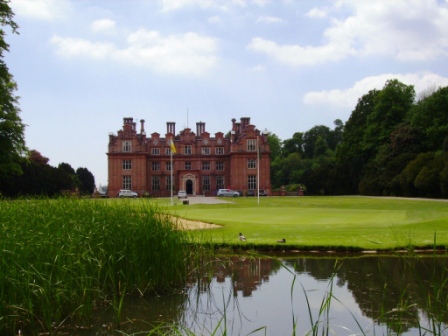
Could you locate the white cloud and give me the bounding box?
[252,64,265,71]
[160,0,228,11]
[51,29,218,76]
[208,16,222,23]
[252,0,271,6]
[303,72,448,107]
[248,0,448,66]
[159,0,271,11]
[11,0,71,20]
[306,7,328,18]
[247,37,353,66]
[256,16,286,23]
[91,19,116,34]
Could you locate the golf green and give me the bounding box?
[158,196,448,249]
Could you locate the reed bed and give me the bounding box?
[0,198,194,334]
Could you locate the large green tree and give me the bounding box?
[410,86,448,151]
[0,1,26,177]
[362,80,415,157]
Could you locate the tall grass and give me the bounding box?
[0,198,194,334]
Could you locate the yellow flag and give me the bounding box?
[170,141,176,154]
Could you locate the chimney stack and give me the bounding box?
[167,122,176,134]
[196,122,205,135]
[140,119,145,134]
[240,117,250,130]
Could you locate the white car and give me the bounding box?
[177,190,187,198]
[118,190,138,198]
[217,189,239,197]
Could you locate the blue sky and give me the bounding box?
[7,0,448,187]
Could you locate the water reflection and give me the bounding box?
[79,255,447,335]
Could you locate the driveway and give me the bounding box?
[179,196,234,205]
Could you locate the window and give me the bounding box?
[166,161,172,171]
[248,175,257,189]
[152,162,160,171]
[122,160,132,170]
[215,147,224,155]
[122,176,131,190]
[166,176,172,190]
[165,148,172,155]
[151,148,160,155]
[216,162,224,171]
[122,141,131,152]
[185,162,191,170]
[202,176,211,191]
[216,176,224,189]
[248,159,256,169]
[202,162,210,171]
[152,176,160,191]
[201,147,210,155]
[184,146,192,155]
[247,139,256,151]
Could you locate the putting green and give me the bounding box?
[154,196,448,249]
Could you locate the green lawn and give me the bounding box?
[144,196,448,249]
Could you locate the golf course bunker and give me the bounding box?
[169,215,222,230]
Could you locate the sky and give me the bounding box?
[7,0,448,188]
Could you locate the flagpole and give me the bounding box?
[257,135,260,205]
[171,147,173,206]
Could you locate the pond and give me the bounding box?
[74,253,447,335]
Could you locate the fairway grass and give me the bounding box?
[149,196,448,250]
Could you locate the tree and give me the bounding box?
[29,150,49,165]
[282,132,304,158]
[362,79,415,156]
[0,1,26,177]
[409,86,448,151]
[336,89,379,164]
[76,167,95,194]
[58,162,76,175]
[265,131,282,160]
[303,125,331,159]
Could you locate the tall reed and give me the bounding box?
[0,198,192,334]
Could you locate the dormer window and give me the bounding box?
[185,146,192,155]
[201,147,210,155]
[151,148,160,155]
[122,141,131,152]
[247,139,256,151]
[215,147,224,155]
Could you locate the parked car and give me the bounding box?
[259,190,267,196]
[177,190,187,198]
[247,190,255,196]
[118,190,138,198]
[217,189,239,197]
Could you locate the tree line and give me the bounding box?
[268,80,448,198]
[0,150,95,197]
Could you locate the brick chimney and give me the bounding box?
[140,119,145,134]
[167,122,175,134]
[240,117,250,130]
[196,122,205,135]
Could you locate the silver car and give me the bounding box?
[217,189,239,197]
[118,190,138,198]
[177,190,187,198]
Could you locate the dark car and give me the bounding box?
[247,190,255,196]
[259,190,267,196]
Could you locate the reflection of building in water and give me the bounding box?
[190,257,281,297]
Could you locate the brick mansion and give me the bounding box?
[107,117,271,198]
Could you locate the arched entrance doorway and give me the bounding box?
[186,179,193,194]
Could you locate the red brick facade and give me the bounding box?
[107,117,271,197]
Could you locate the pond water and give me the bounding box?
[76,254,447,335]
